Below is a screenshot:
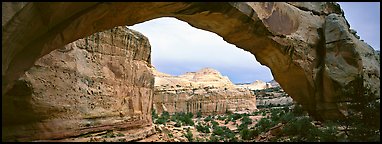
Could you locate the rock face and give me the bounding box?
[2,26,154,141]
[254,87,294,107]
[152,68,257,115]
[235,80,272,90]
[2,2,380,135]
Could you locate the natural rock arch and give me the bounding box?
[2,2,380,141]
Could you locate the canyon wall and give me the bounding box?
[2,26,154,141]
[152,68,257,115]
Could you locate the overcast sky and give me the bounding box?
[129,2,380,84]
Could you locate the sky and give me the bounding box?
[129,2,380,84]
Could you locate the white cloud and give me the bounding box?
[129,17,273,83]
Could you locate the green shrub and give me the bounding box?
[225,109,233,115]
[183,128,193,142]
[217,115,226,121]
[152,109,158,120]
[167,133,173,138]
[241,115,252,125]
[186,112,194,118]
[196,123,210,133]
[155,117,167,124]
[170,112,194,126]
[318,120,341,142]
[291,104,306,116]
[281,116,318,141]
[196,111,202,118]
[255,118,273,133]
[213,126,224,136]
[154,111,170,124]
[231,113,242,121]
[240,128,257,140]
[208,135,219,142]
[211,120,219,128]
[174,121,182,127]
[161,111,170,120]
[280,110,294,124]
[204,115,213,122]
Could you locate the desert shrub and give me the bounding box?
[183,128,193,142]
[204,115,213,122]
[222,127,237,142]
[208,135,219,142]
[154,111,170,124]
[155,117,167,125]
[161,111,170,120]
[291,104,306,116]
[151,108,158,120]
[224,119,230,124]
[212,126,224,136]
[241,115,252,125]
[196,111,202,118]
[279,110,294,124]
[196,123,210,133]
[186,112,194,118]
[170,112,194,126]
[240,128,258,140]
[211,120,219,128]
[255,118,274,133]
[211,126,237,141]
[231,113,242,121]
[217,115,226,120]
[281,116,319,142]
[318,120,341,142]
[174,121,182,127]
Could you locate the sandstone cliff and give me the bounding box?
[235,80,273,90]
[152,68,257,115]
[2,26,154,141]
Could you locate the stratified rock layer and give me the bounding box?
[152,68,257,115]
[2,26,154,141]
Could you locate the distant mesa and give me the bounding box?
[235,79,280,91]
[152,67,235,89]
[151,67,259,115]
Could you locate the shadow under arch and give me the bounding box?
[2,2,348,141]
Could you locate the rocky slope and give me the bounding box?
[152,68,257,115]
[2,26,155,141]
[254,87,294,108]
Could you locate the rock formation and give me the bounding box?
[2,2,380,141]
[2,26,155,141]
[254,87,294,108]
[152,68,257,115]
[235,80,272,90]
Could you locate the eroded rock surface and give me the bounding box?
[2,26,154,141]
[152,68,257,115]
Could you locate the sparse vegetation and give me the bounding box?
[183,128,193,142]
[149,81,379,142]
